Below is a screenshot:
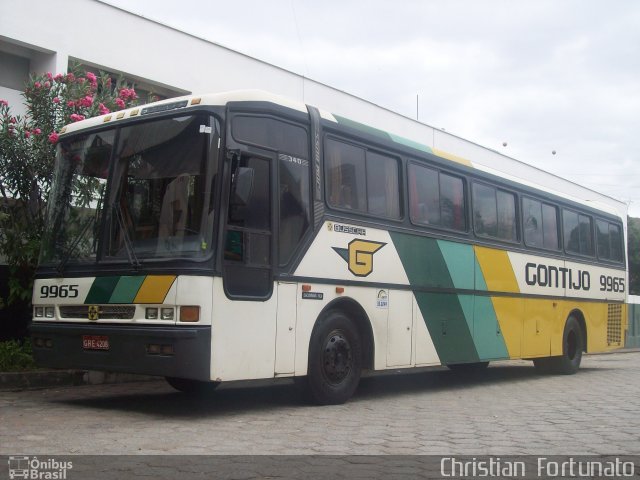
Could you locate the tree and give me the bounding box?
[0,63,138,338]
[629,216,640,295]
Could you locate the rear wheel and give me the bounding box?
[305,310,362,405]
[534,316,584,375]
[165,377,220,394]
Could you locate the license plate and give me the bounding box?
[82,335,109,350]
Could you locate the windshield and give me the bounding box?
[40,131,114,265]
[40,113,220,268]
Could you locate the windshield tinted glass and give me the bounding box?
[40,130,114,265]
[106,114,217,261]
[40,113,220,268]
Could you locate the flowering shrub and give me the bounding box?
[0,63,138,328]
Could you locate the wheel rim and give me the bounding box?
[322,329,353,385]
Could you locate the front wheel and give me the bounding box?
[305,310,362,405]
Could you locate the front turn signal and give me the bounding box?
[179,306,200,322]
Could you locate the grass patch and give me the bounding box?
[0,339,37,371]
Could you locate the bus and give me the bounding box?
[30,90,628,405]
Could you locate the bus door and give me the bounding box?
[222,112,311,377]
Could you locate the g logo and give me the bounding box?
[88,305,100,321]
[333,240,386,277]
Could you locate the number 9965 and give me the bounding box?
[40,284,79,298]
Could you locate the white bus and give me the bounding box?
[31,91,627,404]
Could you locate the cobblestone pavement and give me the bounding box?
[1,352,639,456]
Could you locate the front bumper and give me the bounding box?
[30,322,211,381]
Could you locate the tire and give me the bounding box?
[447,361,490,373]
[305,310,362,405]
[165,377,220,394]
[536,316,584,375]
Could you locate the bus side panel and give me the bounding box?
[211,277,277,381]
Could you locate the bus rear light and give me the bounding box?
[179,306,200,322]
[302,284,312,292]
[35,307,44,318]
[45,307,55,318]
[161,308,174,320]
[336,287,345,294]
[145,307,159,320]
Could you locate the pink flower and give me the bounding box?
[66,73,75,83]
[115,98,125,109]
[48,132,59,144]
[46,72,53,81]
[33,128,42,135]
[34,82,42,89]
[9,117,16,124]
[44,81,51,89]
[53,97,60,104]
[25,131,31,139]
[70,113,85,122]
[54,74,64,83]
[98,103,110,115]
[67,101,75,108]
[0,99,7,107]
[119,88,138,100]
[78,95,93,108]
[86,72,97,82]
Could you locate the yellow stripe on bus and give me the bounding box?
[133,275,177,304]
[432,148,473,167]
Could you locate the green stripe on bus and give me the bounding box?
[437,240,474,290]
[85,276,120,304]
[333,115,394,142]
[390,232,479,364]
[389,232,454,289]
[109,276,146,304]
[473,295,510,360]
[415,292,480,364]
[388,133,432,153]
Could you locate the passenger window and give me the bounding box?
[325,138,400,219]
[523,198,559,250]
[473,183,517,241]
[409,163,466,231]
[597,219,623,262]
[563,210,594,256]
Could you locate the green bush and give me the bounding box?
[0,339,36,371]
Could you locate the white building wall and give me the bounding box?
[0,0,627,220]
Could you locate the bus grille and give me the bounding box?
[607,304,623,345]
[59,305,136,320]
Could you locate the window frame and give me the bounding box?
[521,196,561,252]
[407,160,469,234]
[562,208,595,258]
[323,134,403,222]
[471,180,520,244]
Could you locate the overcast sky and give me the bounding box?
[106,0,640,217]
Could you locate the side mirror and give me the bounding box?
[231,167,254,206]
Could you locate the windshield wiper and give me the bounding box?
[112,203,141,269]
[56,217,95,275]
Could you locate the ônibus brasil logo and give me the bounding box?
[8,456,73,479]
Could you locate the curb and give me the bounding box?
[0,370,159,391]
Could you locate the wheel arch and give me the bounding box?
[314,297,375,370]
